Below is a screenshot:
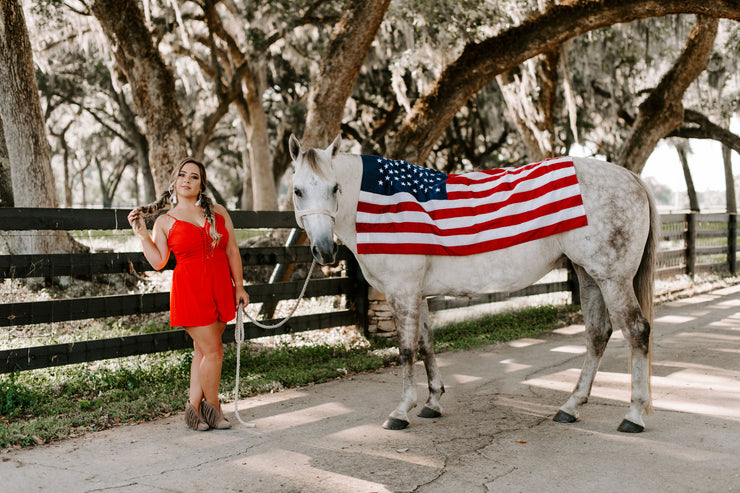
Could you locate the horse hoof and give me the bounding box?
[418,407,442,419]
[553,410,577,423]
[617,419,644,433]
[383,418,409,430]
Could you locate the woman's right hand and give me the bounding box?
[127,209,147,238]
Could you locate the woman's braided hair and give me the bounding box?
[131,158,222,251]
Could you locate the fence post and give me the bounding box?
[686,213,697,277]
[259,228,307,319]
[345,254,369,336]
[728,213,737,276]
[567,260,580,306]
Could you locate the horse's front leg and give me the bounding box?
[383,294,422,430]
[417,299,445,419]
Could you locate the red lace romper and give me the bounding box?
[166,213,235,327]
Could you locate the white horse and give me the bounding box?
[289,134,657,433]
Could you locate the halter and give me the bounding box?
[294,202,339,229]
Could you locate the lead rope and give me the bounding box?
[232,260,317,427]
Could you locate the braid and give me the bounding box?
[199,193,222,250]
[132,190,172,219]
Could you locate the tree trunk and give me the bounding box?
[109,77,155,203]
[95,156,113,208]
[723,144,736,213]
[0,113,12,207]
[669,111,740,213]
[78,158,90,207]
[676,143,700,212]
[617,16,718,173]
[495,0,559,162]
[62,139,72,206]
[196,0,277,210]
[0,0,85,254]
[243,63,277,210]
[91,0,189,195]
[387,1,740,165]
[57,127,74,207]
[0,111,10,254]
[137,146,155,203]
[302,0,392,148]
[234,89,275,210]
[238,120,253,211]
[0,0,56,211]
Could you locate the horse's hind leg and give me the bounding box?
[599,280,652,432]
[555,265,612,424]
[417,300,445,419]
[382,294,422,430]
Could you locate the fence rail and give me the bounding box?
[1,208,737,374]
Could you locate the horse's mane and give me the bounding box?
[304,148,329,180]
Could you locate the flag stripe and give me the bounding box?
[446,158,576,197]
[356,155,588,256]
[358,217,589,256]
[358,177,582,222]
[358,204,586,246]
[444,156,574,185]
[357,195,586,237]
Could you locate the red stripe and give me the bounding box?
[445,159,573,186]
[445,174,579,204]
[357,216,589,255]
[357,195,586,236]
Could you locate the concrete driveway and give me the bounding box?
[3,285,740,492]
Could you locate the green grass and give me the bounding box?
[434,305,570,351]
[0,304,579,449]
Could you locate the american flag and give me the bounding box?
[356,155,588,256]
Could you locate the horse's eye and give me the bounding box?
[332,184,340,194]
[294,188,302,198]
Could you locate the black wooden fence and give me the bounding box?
[0,208,364,373]
[0,208,737,374]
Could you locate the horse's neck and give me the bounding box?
[334,153,362,250]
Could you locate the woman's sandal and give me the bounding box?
[185,401,210,431]
[200,400,232,429]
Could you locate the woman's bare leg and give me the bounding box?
[188,346,204,409]
[185,321,227,410]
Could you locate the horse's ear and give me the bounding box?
[330,133,342,158]
[289,134,301,161]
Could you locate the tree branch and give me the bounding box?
[617,16,718,172]
[389,0,740,164]
[669,109,740,155]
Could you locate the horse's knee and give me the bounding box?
[636,320,651,353]
[587,326,612,355]
[627,317,651,355]
[399,347,415,365]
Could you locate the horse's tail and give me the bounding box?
[634,177,658,327]
[633,173,659,414]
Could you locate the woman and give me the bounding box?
[128,158,249,431]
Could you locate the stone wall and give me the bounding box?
[366,286,397,339]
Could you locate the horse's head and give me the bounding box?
[289,133,341,265]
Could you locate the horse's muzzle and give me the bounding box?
[311,240,338,265]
